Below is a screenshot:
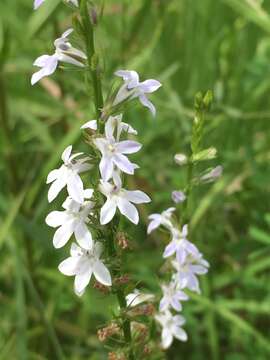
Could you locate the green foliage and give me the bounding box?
[1,0,270,359]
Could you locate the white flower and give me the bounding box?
[45,189,94,249]
[147,207,175,234]
[163,225,200,265]
[94,116,141,181]
[171,190,186,204]
[155,311,187,349]
[31,28,86,85]
[126,289,155,307]
[159,281,188,312]
[46,145,91,204]
[172,253,209,293]
[114,70,161,116]
[99,179,151,225]
[59,241,112,296]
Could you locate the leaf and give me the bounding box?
[27,0,61,39]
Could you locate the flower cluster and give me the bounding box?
[44,99,159,295]
[33,0,160,301]
[148,208,209,349]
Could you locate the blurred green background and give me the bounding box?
[1,0,270,359]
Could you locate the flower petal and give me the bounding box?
[48,178,66,203]
[74,222,93,250]
[67,173,84,204]
[93,260,112,286]
[46,169,60,184]
[45,211,69,228]
[147,219,160,234]
[116,140,142,154]
[139,94,156,116]
[113,153,135,175]
[58,256,79,276]
[81,120,97,130]
[173,327,188,342]
[100,198,117,225]
[99,155,114,181]
[53,220,75,248]
[124,190,151,204]
[161,328,173,349]
[61,145,72,163]
[117,197,139,224]
[139,79,162,93]
[163,241,177,258]
[74,269,92,294]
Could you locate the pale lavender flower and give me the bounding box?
[159,281,188,312]
[147,207,175,234]
[94,116,141,181]
[45,189,94,249]
[34,0,45,9]
[46,145,91,204]
[99,179,150,225]
[114,70,161,116]
[126,289,155,307]
[172,254,209,293]
[163,225,200,265]
[31,29,86,85]
[201,165,223,183]
[155,311,187,349]
[171,190,186,204]
[59,241,111,296]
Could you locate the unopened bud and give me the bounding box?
[114,274,130,285]
[108,352,126,360]
[97,323,120,342]
[201,165,223,183]
[116,232,130,249]
[174,153,188,166]
[171,190,186,204]
[127,303,155,317]
[90,7,98,25]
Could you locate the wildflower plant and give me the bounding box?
[148,91,221,350]
[32,0,161,358]
[32,0,219,357]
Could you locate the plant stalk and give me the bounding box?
[80,0,103,119]
[79,4,133,357]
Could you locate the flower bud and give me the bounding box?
[174,153,187,165]
[201,165,223,183]
[97,323,120,342]
[171,191,186,204]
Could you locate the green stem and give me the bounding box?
[182,159,194,224]
[108,222,134,360]
[80,0,103,119]
[79,5,133,356]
